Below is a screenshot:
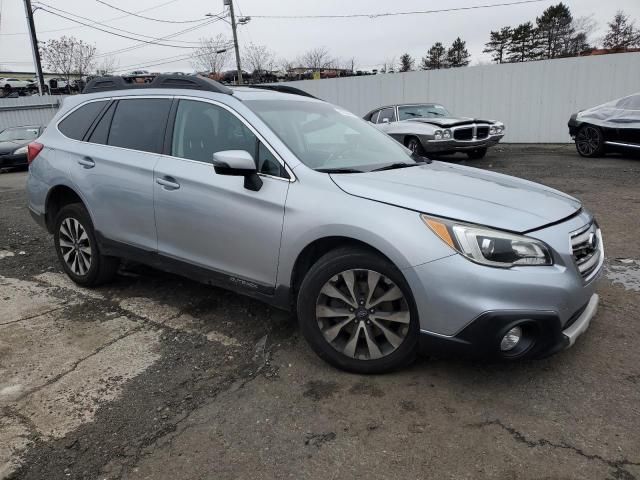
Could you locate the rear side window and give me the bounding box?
[87,102,116,145]
[58,101,108,140]
[108,98,172,154]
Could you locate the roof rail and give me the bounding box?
[82,75,233,95]
[250,84,318,99]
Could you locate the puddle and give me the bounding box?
[606,259,640,292]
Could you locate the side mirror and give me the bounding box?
[212,150,263,191]
[382,118,390,124]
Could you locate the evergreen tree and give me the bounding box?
[483,27,513,64]
[508,22,540,62]
[421,42,447,70]
[399,53,415,72]
[603,11,640,50]
[447,37,471,67]
[536,3,574,59]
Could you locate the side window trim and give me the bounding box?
[83,99,115,142]
[370,110,380,123]
[168,96,295,181]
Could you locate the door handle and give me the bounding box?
[77,157,95,169]
[156,176,180,190]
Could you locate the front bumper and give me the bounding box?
[404,210,602,360]
[0,153,27,168]
[418,294,598,359]
[420,134,503,153]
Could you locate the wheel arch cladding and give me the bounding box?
[289,236,397,295]
[45,185,90,233]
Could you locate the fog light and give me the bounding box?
[500,326,522,351]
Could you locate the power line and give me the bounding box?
[95,0,208,24]
[0,0,181,35]
[115,42,234,71]
[95,13,227,58]
[34,2,202,44]
[246,0,546,19]
[36,6,210,49]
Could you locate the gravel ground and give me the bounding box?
[1,145,639,480]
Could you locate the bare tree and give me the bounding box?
[381,56,397,73]
[95,56,120,76]
[40,36,97,83]
[279,57,294,74]
[242,43,276,73]
[301,47,333,71]
[191,35,231,75]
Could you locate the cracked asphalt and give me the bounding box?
[1,145,639,480]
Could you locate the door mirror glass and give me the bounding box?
[212,150,263,191]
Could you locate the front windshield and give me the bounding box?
[0,127,39,142]
[398,104,450,120]
[245,99,419,172]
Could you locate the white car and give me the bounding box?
[1,78,31,89]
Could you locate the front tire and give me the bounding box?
[54,204,119,287]
[575,125,605,158]
[467,147,488,160]
[297,248,419,374]
[405,136,425,156]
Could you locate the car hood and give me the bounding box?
[330,162,581,232]
[404,117,494,127]
[0,140,27,155]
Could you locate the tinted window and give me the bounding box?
[58,101,108,140]
[378,107,396,123]
[367,110,379,123]
[87,102,115,145]
[257,142,284,177]
[108,99,172,153]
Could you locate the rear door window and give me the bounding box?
[108,98,172,154]
[87,102,116,145]
[58,101,108,140]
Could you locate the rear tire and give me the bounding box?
[297,247,419,374]
[53,203,119,287]
[467,147,488,160]
[575,125,605,158]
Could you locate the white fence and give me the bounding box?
[282,52,640,144]
[0,96,65,132]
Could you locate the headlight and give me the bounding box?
[421,215,553,267]
[434,130,443,140]
[443,129,452,139]
[489,126,498,134]
[13,146,27,155]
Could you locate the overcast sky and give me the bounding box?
[1,0,639,73]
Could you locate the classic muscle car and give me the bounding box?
[364,103,505,159]
[568,93,640,157]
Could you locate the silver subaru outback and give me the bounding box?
[26,75,603,373]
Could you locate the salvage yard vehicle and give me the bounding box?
[569,93,640,157]
[0,125,42,170]
[364,103,505,159]
[1,77,32,90]
[26,75,602,373]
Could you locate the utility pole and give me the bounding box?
[23,0,45,95]
[227,0,243,85]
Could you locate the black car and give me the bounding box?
[568,93,640,157]
[0,125,42,170]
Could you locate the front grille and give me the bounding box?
[454,128,473,140]
[476,126,489,139]
[571,223,602,280]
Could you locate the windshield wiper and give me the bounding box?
[316,167,364,174]
[371,162,422,172]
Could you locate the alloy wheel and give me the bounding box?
[58,218,92,276]
[315,269,410,360]
[576,126,601,156]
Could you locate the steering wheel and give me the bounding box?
[325,146,360,164]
